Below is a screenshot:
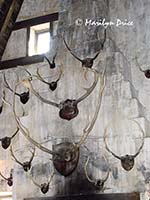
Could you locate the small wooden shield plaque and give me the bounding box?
[53,142,79,176]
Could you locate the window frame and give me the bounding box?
[0,12,59,70]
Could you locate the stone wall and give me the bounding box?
[0,0,150,200]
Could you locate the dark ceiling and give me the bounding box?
[0,0,24,61]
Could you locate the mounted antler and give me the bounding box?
[53,65,106,174]
[3,73,30,104]
[13,88,80,176]
[135,56,150,79]
[84,155,109,191]
[0,170,13,186]
[27,164,54,194]
[36,64,63,91]
[0,127,19,149]
[44,53,57,69]
[63,29,106,69]
[74,65,106,149]
[21,69,99,120]
[104,119,145,171]
[0,89,6,114]
[10,145,35,172]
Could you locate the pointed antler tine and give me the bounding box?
[84,156,95,183]
[36,68,47,83]
[21,79,59,107]
[53,52,57,63]
[27,171,41,188]
[75,67,106,149]
[14,71,20,83]
[63,35,83,62]
[103,122,121,160]
[101,28,107,49]
[10,145,23,166]
[76,69,99,104]
[36,68,56,87]
[23,68,33,81]
[3,73,20,96]
[44,55,52,65]
[3,73,10,89]
[0,171,8,181]
[2,89,12,106]
[48,166,55,184]
[92,28,107,62]
[135,56,145,72]
[102,155,110,182]
[11,127,19,139]
[97,28,107,49]
[29,146,36,163]
[12,81,61,157]
[131,119,145,158]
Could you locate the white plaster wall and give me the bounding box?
[0,0,150,200]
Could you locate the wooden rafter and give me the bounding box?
[0,0,24,60]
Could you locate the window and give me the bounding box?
[28,20,58,56]
[29,23,50,55]
[0,13,59,70]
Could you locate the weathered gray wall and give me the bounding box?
[0,0,150,200]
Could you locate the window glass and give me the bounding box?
[28,22,50,56]
[36,31,50,54]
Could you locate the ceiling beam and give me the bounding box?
[0,54,44,70]
[0,0,24,60]
[0,0,12,32]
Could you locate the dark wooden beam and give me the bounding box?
[0,54,44,70]
[0,0,13,32]
[24,192,140,200]
[0,0,24,60]
[13,12,59,31]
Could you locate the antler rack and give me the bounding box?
[84,155,109,191]
[104,119,145,171]
[27,164,54,194]
[10,145,35,172]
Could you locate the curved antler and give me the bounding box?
[11,127,19,139]
[84,155,109,186]
[1,89,12,106]
[103,122,121,160]
[4,72,30,104]
[75,65,106,149]
[63,29,106,68]
[134,56,145,72]
[0,127,19,149]
[44,53,57,69]
[29,146,36,164]
[63,36,83,62]
[104,118,145,160]
[10,145,36,171]
[23,68,33,81]
[3,73,20,97]
[20,79,59,107]
[0,170,13,186]
[12,83,62,158]
[0,171,9,181]
[76,69,99,104]
[84,156,95,183]
[36,64,63,90]
[27,163,54,194]
[10,145,24,166]
[0,89,5,113]
[130,120,145,158]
